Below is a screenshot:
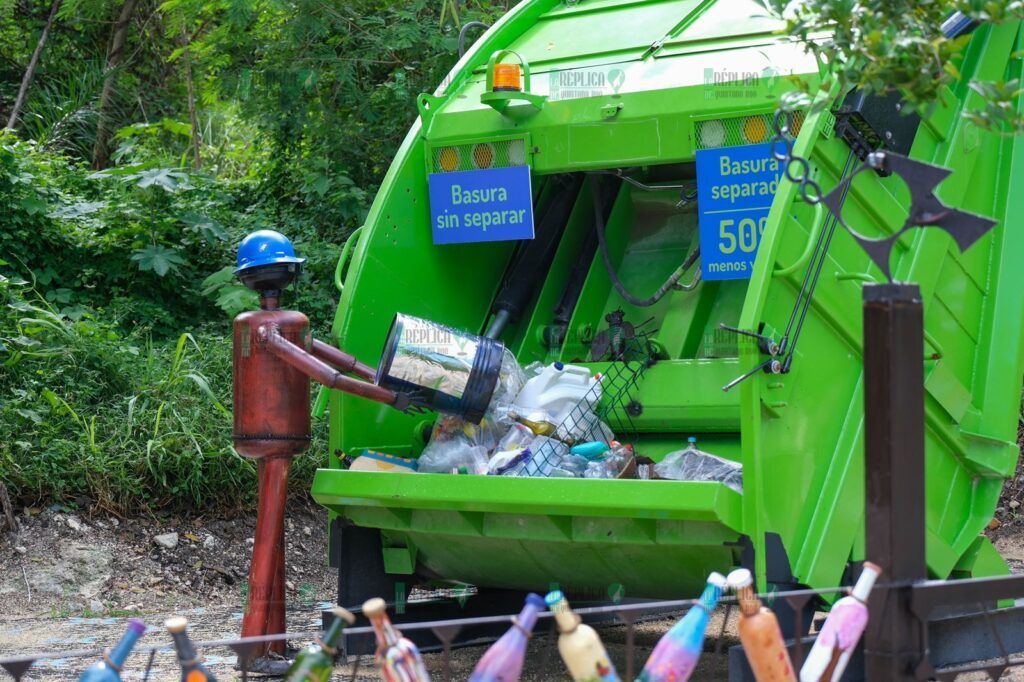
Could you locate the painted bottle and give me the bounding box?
[728,569,796,682]
[799,562,881,682]
[166,617,217,682]
[637,572,727,682]
[546,590,621,682]
[284,607,356,682]
[363,597,431,682]
[469,593,545,682]
[78,618,146,682]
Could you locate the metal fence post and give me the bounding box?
[862,283,927,680]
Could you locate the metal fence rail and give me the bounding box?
[1,586,856,681]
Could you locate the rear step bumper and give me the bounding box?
[312,470,744,598]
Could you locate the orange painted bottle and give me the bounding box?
[728,569,796,682]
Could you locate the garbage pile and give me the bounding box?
[417,355,636,479]
[345,313,743,486]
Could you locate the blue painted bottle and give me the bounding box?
[78,618,147,681]
[637,572,726,682]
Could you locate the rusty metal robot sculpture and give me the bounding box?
[231,230,418,673]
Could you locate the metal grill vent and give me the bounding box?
[429,138,527,174]
[694,110,834,151]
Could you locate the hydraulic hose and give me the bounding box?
[458,21,490,57]
[593,187,701,307]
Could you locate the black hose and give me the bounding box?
[458,21,490,57]
[593,187,701,308]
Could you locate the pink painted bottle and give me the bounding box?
[799,562,881,682]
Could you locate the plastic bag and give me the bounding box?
[583,443,632,479]
[496,422,536,453]
[488,447,532,475]
[418,434,490,474]
[486,348,527,428]
[655,439,742,492]
[517,436,569,477]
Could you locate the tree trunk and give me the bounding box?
[91,0,138,170]
[6,0,64,131]
[181,28,201,169]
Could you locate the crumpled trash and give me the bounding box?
[487,348,527,427]
[417,434,490,474]
[583,442,633,479]
[517,436,569,477]
[495,422,536,452]
[488,447,532,475]
[418,349,526,474]
[655,439,742,492]
[560,409,615,445]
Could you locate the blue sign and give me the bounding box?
[696,142,784,280]
[428,165,535,245]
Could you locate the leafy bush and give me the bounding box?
[0,272,324,513]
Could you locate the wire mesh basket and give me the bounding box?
[513,314,657,477]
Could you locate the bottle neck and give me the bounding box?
[851,564,881,603]
[517,601,543,634]
[321,614,351,650]
[170,630,199,666]
[107,627,143,667]
[369,612,401,648]
[699,582,723,614]
[735,583,763,617]
[551,600,579,634]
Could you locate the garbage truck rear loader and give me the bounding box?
[311,0,1024,613]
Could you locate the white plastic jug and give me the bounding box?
[512,362,601,426]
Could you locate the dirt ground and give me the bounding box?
[3,485,1024,681]
[0,496,735,681]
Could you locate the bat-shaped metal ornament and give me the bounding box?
[820,151,998,282]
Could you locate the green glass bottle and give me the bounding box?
[166,617,217,682]
[283,607,356,682]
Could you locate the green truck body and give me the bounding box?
[311,0,1024,599]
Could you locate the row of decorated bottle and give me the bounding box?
[75,563,879,682]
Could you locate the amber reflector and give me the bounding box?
[743,116,769,144]
[472,144,495,168]
[439,147,460,172]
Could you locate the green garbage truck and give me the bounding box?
[310,0,1024,613]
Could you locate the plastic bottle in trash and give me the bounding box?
[799,563,881,682]
[514,363,601,424]
[546,590,621,682]
[469,593,545,682]
[78,618,146,681]
[637,572,726,682]
[363,597,431,682]
[166,617,217,681]
[728,569,795,682]
[283,607,356,682]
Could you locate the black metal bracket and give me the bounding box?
[719,324,783,392]
[821,151,998,283]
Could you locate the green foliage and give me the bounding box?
[0,0,505,512]
[757,0,1024,132]
[0,273,323,512]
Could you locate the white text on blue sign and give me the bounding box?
[428,166,535,245]
[696,142,784,280]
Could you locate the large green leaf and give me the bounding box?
[131,245,187,277]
